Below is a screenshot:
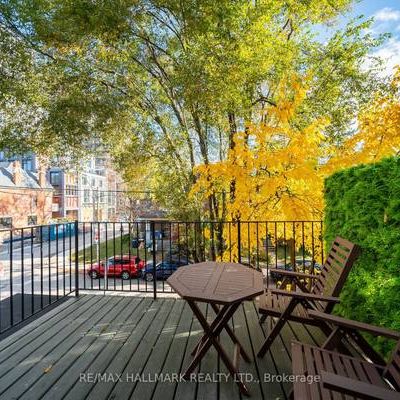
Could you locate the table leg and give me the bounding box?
[184,301,250,396]
[191,303,251,362]
[210,303,251,362]
[190,303,227,356]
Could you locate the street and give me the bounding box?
[0,228,128,299]
[0,226,171,302]
[0,226,173,332]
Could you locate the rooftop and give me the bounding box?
[0,162,52,190]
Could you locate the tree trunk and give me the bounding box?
[228,111,237,209]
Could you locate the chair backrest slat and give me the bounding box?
[386,341,400,391]
[311,237,361,312]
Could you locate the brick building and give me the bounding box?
[49,168,79,220]
[0,151,127,224]
[0,161,53,229]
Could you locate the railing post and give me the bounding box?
[74,220,79,297]
[9,229,13,327]
[151,221,157,300]
[320,220,324,266]
[237,220,241,263]
[210,222,215,261]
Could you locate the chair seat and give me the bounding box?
[258,291,323,324]
[291,341,393,400]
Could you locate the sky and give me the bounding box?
[321,0,400,76]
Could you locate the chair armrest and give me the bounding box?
[321,371,399,400]
[269,269,318,280]
[308,311,400,340]
[270,289,340,303]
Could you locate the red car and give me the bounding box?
[88,255,145,280]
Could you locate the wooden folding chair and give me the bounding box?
[291,311,400,400]
[257,237,361,358]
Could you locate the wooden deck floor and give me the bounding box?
[0,294,325,400]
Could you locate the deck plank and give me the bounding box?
[0,294,320,400]
[84,298,170,400]
[104,298,176,400]
[0,295,123,399]
[218,307,241,400]
[196,304,219,400]
[151,301,193,400]
[267,317,294,398]
[62,296,154,400]
[16,296,132,400]
[24,297,144,400]
[257,311,326,399]
[130,299,185,400]
[0,295,80,345]
[288,321,325,347]
[244,302,284,400]
[233,301,265,400]
[0,295,108,398]
[174,303,204,400]
[0,295,91,361]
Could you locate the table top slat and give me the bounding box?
[167,262,264,305]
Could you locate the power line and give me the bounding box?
[54,188,154,194]
[0,187,155,197]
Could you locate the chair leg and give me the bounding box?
[257,315,286,358]
[259,314,267,324]
[322,327,341,350]
[320,323,353,357]
[257,298,298,358]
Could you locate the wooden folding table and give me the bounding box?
[167,261,264,396]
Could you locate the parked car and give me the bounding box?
[131,238,141,248]
[270,263,294,283]
[270,259,321,283]
[88,255,145,280]
[141,259,190,282]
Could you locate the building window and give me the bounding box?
[22,156,33,171]
[31,196,38,208]
[0,217,12,229]
[66,185,78,196]
[50,171,61,186]
[28,215,37,226]
[84,189,90,204]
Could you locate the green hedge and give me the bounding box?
[324,157,400,357]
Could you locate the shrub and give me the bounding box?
[324,156,400,357]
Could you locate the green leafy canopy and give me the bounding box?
[0,0,390,216]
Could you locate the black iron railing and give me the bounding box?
[0,222,78,334]
[77,220,324,295]
[0,219,323,333]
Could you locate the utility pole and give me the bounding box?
[93,189,100,270]
[92,189,97,222]
[96,189,100,222]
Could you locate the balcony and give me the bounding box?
[0,220,326,399]
[0,293,324,400]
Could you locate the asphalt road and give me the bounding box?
[0,227,273,304]
[0,229,111,261]
[0,228,125,299]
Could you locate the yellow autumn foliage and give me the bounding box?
[325,68,400,173]
[192,69,400,260]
